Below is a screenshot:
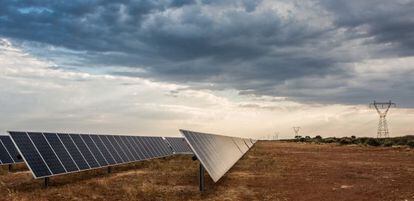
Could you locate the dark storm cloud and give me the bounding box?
[1,0,413,106]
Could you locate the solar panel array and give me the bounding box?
[8,131,174,179]
[180,129,256,182]
[164,137,193,154]
[0,135,24,165]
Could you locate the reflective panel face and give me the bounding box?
[8,131,175,179]
[180,129,254,182]
[165,137,193,154]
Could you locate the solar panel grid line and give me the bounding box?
[88,135,111,165]
[122,136,140,161]
[163,138,175,154]
[18,132,53,178]
[81,134,108,166]
[106,135,130,162]
[147,138,161,157]
[187,132,217,178]
[161,138,174,155]
[154,137,171,156]
[58,133,91,170]
[139,138,154,158]
[89,135,116,165]
[231,138,244,154]
[201,134,222,175]
[127,137,146,160]
[40,133,69,173]
[115,136,134,162]
[99,135,124,163]
[131,137,150,159]
[113,136,132,162]
[0,136,20,164]
[153,138,166,156]
[183,131,217,178]
[0,138,14,164]
[45,133,80,172]
[70,134,100,168]
[101,135,125,163]
[27,132,66,175]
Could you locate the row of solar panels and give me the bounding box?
[180,129,257,182]
[3,132,192,179]
[2,130,256,187]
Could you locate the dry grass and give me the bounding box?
[0,141,413,201]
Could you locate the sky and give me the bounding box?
[0,0,413,138]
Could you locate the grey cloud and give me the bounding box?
[1,0,413,106]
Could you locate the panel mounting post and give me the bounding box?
[8,164,12,172]
[44,177,49,188]
[199,163,205,192]
[107,166,112,174]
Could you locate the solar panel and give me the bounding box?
[165,137,193,154]
[8,131,174,179]
[0,135,24,165]
[180,129,254,182]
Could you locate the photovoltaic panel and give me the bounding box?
[0,135,23,165]
[0,138,14,164]
[90,135,116,165]
[9,131,175,179]
[27,132,66,174]
[180,129,254,182]
[70,134,100,168]
[57,133,90,170]
[43,133,79,172]
[80,134,108,166]
[9,132,51,178]
[98,135,124,164]
[165,137,193,154]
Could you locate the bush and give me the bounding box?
[314,135,322,140]
[366,138,380,146]
[351,135,356,139]
[383,140,394,147]
[407,141,414,148]
[339,138,352,145]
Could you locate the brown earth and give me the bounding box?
[0,141,413,201]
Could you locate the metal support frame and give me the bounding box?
[44,177,49,188]
[369,100,397,138]
[107,166,112,174]
[8,164,12,172]
[199,163,205,192]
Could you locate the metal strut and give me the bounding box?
[107,166,112,174]
[199,163,205,192]
[8,164,12,172]
[44,177,49,188]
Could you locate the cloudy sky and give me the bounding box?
[1,0,413,138]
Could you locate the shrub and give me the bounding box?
[407,141,414,148]
[383,140,394,147]
[314,135,322,140]
[351,135,356,139]
[339,138,352,145]
[366,138,380,146]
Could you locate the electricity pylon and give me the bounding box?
[293,127,301,138]
[369,101,396,138]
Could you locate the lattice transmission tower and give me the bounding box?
[293,127,301,138]
[369,101,396,138]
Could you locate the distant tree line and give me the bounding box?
[289,135,414,148]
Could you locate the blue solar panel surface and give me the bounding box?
[8,131,176,179]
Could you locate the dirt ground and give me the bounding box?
[0,141,413,201]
